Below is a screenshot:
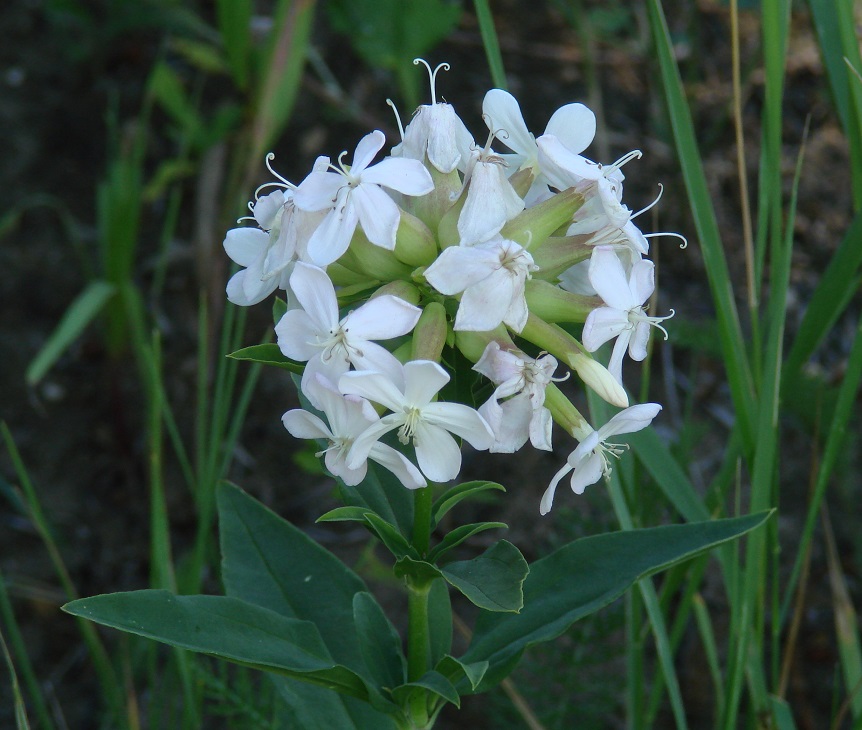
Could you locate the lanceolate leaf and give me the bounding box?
[462,513,770,691]
[63,591,371,699]
[227,343,303,373]
[353,592,407,690]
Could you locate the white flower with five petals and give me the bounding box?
[423,237,537,332]
[293,130,434,266]
[275,262,421,405]
[540,403,662,514]
[340,360,494,483]
[582,247,673,385]
[282,375,425,489]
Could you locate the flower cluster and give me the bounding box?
[223,60,680,514]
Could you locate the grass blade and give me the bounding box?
[473,0,507,90]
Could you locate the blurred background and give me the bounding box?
[1,0,859,727]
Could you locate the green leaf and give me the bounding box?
[337,459,415,538]
[353,592,406,690]
[441,540,528,613]
[215,0,251,87]
[427,522,507,563]
[273,296,287,324]
[273,680,398,730]
[462,513,771,691]
[434,655,488,693]
[427,578,453,667]
[218,484,367,673]
[317,506,376,523]
[393,556,444,584]
[431,481,505,527]
[391,670,460,709]
[63,591,371,699]
[227,344,303,373]
[363,512,416,559]
[26,280,116,386]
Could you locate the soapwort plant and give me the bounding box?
[63,59,768,728]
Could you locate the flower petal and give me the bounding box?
[224,227,269,267]
[588,247,635,310]
[540,462,572,515]
[455,267,516,331]
[403,360,449,406]
[351,130,386,175]
[544,103,596,155]
[345,295,421,340]
[368,443,426,489]
[305,198,358,266]
[422,402,494,450]
[424,245,501,296]
[275,309,320,361]
[339,370,405,414]
[597,403,662,439]
[361,157,434,196]
[290,262,338,331]
[569,452,605,494]
[351,183,401,250]
[294,170,343,212]
[458,161,524,245]
[482,89,535,159]
[413,422,462,482]
[281,409,331,440]
[582,307,630,352]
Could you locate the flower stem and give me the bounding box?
[412,485,433,556]
[406,486,434,725]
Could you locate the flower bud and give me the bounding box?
[436,185,467,249]
[508,167,535,199]
[327,262,373,287]
[501,187,583,250]
[530,235,593,280]
[394,211,438,267]
[339,228,413,281]
[454,326,515,364]
[411,302,448,362]
[405,164,462,232]
[371,280,422,306]
[524,280,600,324]
[570,353,629,408]
[543,384,592,439]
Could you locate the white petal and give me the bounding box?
[340,370,405,414]
[582,307,631,352]
[224,227,269,267]
[253,190,287,229]
[540,462,573,515]
[346,295,421,340]
[589,247,636,310]
[544,103,596,155]
[628,258,655,305]
[455,267,515,331]
[362,158,434,196]
[422,402,494,450]
[570,452,605,494]
[425,104,472,173]
[301,354,350,408]
[629,321,651,362]
[369,443,426,489]
[487,395,531,453]
[607,330,632,385]
[326,449,368,486]
[349,342,406,391]
[536,134,602,189]
[529,406,554,451]
[305,198,358,266]
[294,170,343,212]
[413,422,462,482]
[275,309,320,361]
[351,184,401,250]
[482,89,535,159]
[345,417,400,469]
[424,245,501,295]
[598,403,662,439]
[351,130,386,175]
[290,262,338,331]
[281,409,331,440]
[458,161,524,245]
[403,360,449,406]
[226,269,275,306]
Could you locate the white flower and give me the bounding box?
[275,262,421,405]
[339,360,494,483]
[582,247,673,385]
[482,89,596,204]
[457,145,525,246]
[423,237,537,332]
[282,374,425,489]
[540,403,662,514]
[473,342,558,452]
[398,59,475,174]
[293,130,434,266]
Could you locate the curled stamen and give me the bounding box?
[602,149,643,175]
[254,181,290,199]
[264,152,295,188]
[413,58,450,105]
[236,215,256,224]
[631,183,664,220]
[644,231,688,249]
[386,98,405,141]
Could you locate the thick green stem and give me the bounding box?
[412,486,433,556]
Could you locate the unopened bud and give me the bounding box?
[411,302,448,362]
[437,185,467,249]
[340,228,413,281]
[454,326,514,364]
[501,187,583,250]
[508,167,535,199]
[405,163,462,232]
[328,262,374,287]
[525,280,600,324]
[371,280,421,306]
[544,384,591,439]
[570,354,629,408]
[394,211,438,267]
[530,235,593,280]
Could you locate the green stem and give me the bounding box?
[412,486,433,556]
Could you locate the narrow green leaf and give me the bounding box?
[26,280,116,385]
[317,506,375,523]
[272,679,397,729]
[768,696,797,730]
[441,540,528,613]
[463,513,771,691]
[216,0,252,87]
[473,0,507,89]
[273,296,287,324]
[427,522,507,563]
[431,481,505,527]
[353,592,406,690]
[227,344,303,373]
[392,670,460,709]
[63,591,371,699]
[364,512,417,559]
[394,556,444,584]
